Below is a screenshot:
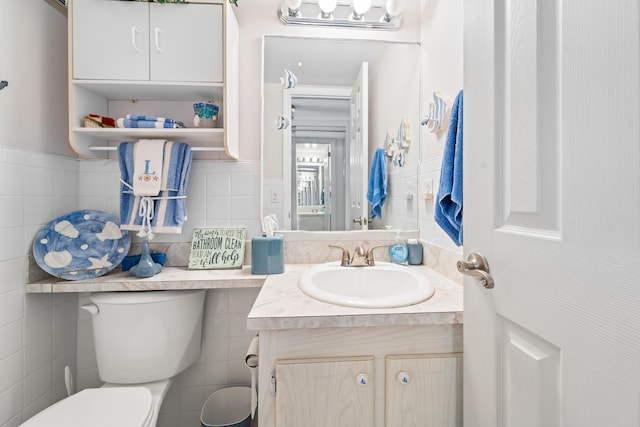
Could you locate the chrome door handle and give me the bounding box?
[457,252,494,289]
[352,216,368,225]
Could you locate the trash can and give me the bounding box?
[201,386,252,427]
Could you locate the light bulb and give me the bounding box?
[383,0,405,21]
[352,0,372,20]
[318,0,337,18]
[283,0,302,16]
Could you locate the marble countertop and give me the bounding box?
[247,264,463,330]
[26,266,266,293]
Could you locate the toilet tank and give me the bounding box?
[86,290,206,384]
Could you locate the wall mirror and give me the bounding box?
[262,36,421,232]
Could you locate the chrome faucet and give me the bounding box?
[329,244,387,267]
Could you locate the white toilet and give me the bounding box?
[21,289,206,427]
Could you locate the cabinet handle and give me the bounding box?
[397,371,410,384]
[131,27,141,52]
[154,27,164,53]
[356,373,369,386]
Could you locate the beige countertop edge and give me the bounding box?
[25,266,267,293]
[247,264,464,330]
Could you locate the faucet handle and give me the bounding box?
[365,245,387,266]
[329,245,351,266]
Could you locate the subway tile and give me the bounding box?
[24,166,53,197]
[53,169,78,197]
[228,336,253,361]
[1,412,23,427]
[180,386,205,412]
[0,259,24,295]
[229,173,257,197]
[0,197,24,228]
[77,173,108,197]
[21,389,51,425]
[0,352,23,394]
[22,362,52,412]
[23,196,53,227]
[0,228,24,262]
[205,197,231,221]
[206,173,231,197]
[0,163,24,196]
[229,197,255,220]
[0,290,24,327]
[53,196,78,218]
[0,383,23,425]
[204,361,227,385]
[203,336,228,363]
[226,289,260,314]
[23,335,52,378]
[227,360,251,385]
[0,321,22,360]
[179,410,201,427]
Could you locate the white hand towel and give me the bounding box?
[133,139,165,196]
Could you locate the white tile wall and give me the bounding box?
[0,148,79,426]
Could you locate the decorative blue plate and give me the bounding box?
[32,210,131,281]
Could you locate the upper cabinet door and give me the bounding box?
[72,0,149,80]
[149,3,223,83]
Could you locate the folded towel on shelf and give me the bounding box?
[367,147,388,219]
[435,89,464,246]
[125,115,184,127]
[116,118,184,129]
[118,141,192,237]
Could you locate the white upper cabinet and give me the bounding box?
[149,3,222,83]
[73,1,222,82]
[68,0,238,159]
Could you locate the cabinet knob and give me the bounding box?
[356,373,369,386]
[397,371,410,384]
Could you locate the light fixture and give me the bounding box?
[283,0,302,17]
[318,0,337,19]
[382,0,405,22]
[278,0,403,30]
[351,0,371,20]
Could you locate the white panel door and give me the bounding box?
[348,62,369,230]
[72,0,149,80]
[464,1,640,426]
[149,3,222,83]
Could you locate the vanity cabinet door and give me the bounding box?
[385,354,463,427]
[72,0,149,80]
[275,357,375,427]
[149,3,223,83]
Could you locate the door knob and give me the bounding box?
[352,216,368,225]
[457,252,494,289]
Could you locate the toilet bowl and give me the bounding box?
[20,290,206,427]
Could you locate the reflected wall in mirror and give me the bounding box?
[262,36,421,232]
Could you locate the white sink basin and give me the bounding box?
[298,261,435,308]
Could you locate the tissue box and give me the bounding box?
[251,236,284,275]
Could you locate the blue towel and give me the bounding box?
[435,90,464,246]
[118,141,192,235]
[367,148,388,219]
[125,114,181,125]
[117,118,184,129]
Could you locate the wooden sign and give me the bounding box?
[188,228,246,270]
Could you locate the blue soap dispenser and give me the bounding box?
[388,231,408,265]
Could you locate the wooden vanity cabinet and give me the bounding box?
[259,325,463,427]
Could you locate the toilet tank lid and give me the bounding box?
[89,289,205,305]
[22,387,153,427]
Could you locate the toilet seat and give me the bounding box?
[20,387,153,427]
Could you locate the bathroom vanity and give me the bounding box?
[247,264,463,427]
